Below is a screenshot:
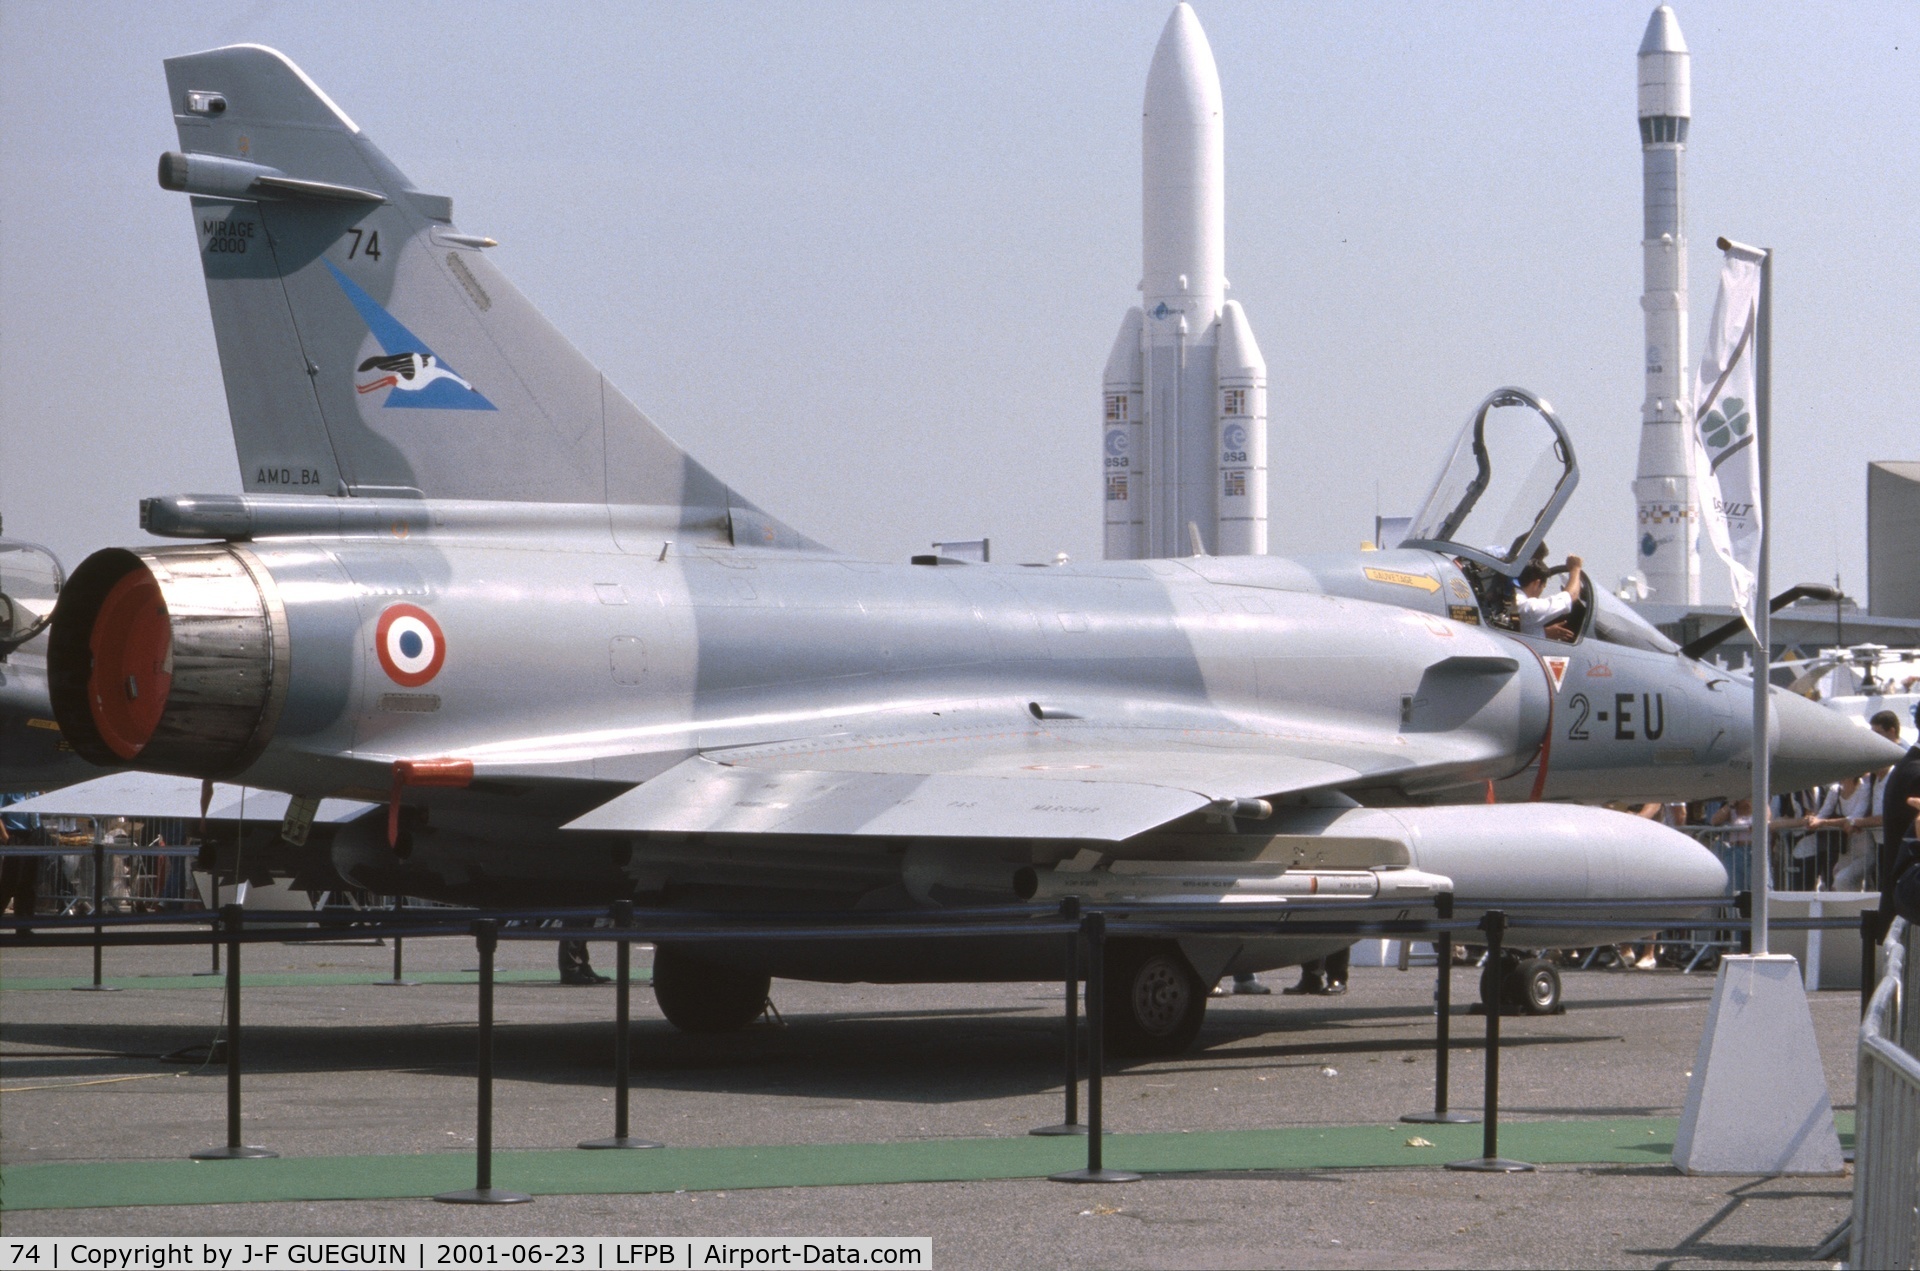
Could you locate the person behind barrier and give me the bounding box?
[1878,703,1920,916]
[1774,786,1828,891]
[1621,802,1688,966]
[1212,971,1271,997]
[558,927,611,985]
[1823,711,1899,891]
[0,791,40,933]
[1892,797,1920,924]
[1284,947,1350,997]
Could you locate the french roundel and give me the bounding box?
[375,604,446,688]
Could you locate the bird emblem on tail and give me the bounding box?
[323,260,495,412]
[356,352,476,397]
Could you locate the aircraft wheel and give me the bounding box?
[1479,955,1562,1015]
[1102,940,1206,1057]
[1515,958,1562,1015]
[651,945,771,1034]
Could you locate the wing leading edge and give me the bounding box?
[563,731,1371,841]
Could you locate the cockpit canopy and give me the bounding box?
[0,538,63,656]
[1400,387,1579,575]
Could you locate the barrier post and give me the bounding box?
[195,863,224,977]
[1862,910,1891,1018]
[435,919,530,1203]
[198,913,221,977]
[377,896,416,987]
[1447,909,1533,1173]
[191,904,275,1159]
[72,843,120,992]
[582,900,662,1150]
[1050,911,1138,1183]
[1404,893,1474,1125]
[1031,897,1088,1137]
[1735,890,1752,955]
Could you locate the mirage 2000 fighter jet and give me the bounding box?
[35,47,1898,1053]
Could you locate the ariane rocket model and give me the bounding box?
[1105,4,1267,560]
[1631,5,1700,603]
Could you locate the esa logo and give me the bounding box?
[1105,428,1130,468]
[1221,422,1248,463]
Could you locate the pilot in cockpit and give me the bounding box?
[1515,552,1583,643]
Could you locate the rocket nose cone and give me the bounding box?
[1639,5,1688,56]
[1145,3,1222,117]
[1770,690,1907,791]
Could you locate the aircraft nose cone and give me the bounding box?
[1770,689,1906,791]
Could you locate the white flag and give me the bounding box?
[1690,246,1764,636]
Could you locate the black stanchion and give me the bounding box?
[1735,890,1752,955]
[1032,897,1088,1138]
[1404,893,1474,1126]
[435,919,531,1204]
[72,843,120,992]
[191,904,276,1160]
[1863,910,1892,1019]
[582,900,663,1150]
[1050,912,1138,1184]
[376,896,416,987]
[197,922,222,977]
[194,873,224,977]
[1447,910,1533,1173]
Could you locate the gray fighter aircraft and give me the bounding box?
[31,46,1897,1054]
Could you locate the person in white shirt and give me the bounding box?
[1825,710,1902,890]
[1515,554,1583,642]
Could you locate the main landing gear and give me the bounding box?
[1103,940,1208,1057]
[650,945,772,1033]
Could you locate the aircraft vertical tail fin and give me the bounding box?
[160,44,809,544]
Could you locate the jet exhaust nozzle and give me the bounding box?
[49,545,288,777]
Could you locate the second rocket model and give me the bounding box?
[1631,5,1700,602]
[1105,4,1268,560]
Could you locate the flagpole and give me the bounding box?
[1721,235,1772,956]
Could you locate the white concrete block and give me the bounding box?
[1671,954,1844,1175]
[1347,940,1436,968]
[1767,891,1875,990]
[1348,939,1395,967]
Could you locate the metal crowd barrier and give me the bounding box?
[1852,917,1920,1269]
[0,896,1880,1206]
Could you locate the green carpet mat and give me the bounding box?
[4,1116,1851,1211]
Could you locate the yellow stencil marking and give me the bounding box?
[1363,568,1441,593]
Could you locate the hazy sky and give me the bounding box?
[2,2,1914,608]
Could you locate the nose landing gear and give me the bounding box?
[1479,954,1563,1016]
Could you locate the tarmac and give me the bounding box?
[0,932,1863,1268]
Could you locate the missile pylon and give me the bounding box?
[1631,5,1700,602]
[1104,3,1267,560]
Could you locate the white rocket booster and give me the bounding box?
[1632,6,1700,602]
[1105,4,1267,560]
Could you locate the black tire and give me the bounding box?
[1102,940,1207,1057]
[651,945,771,1034]
[1516,957,1561,1015]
